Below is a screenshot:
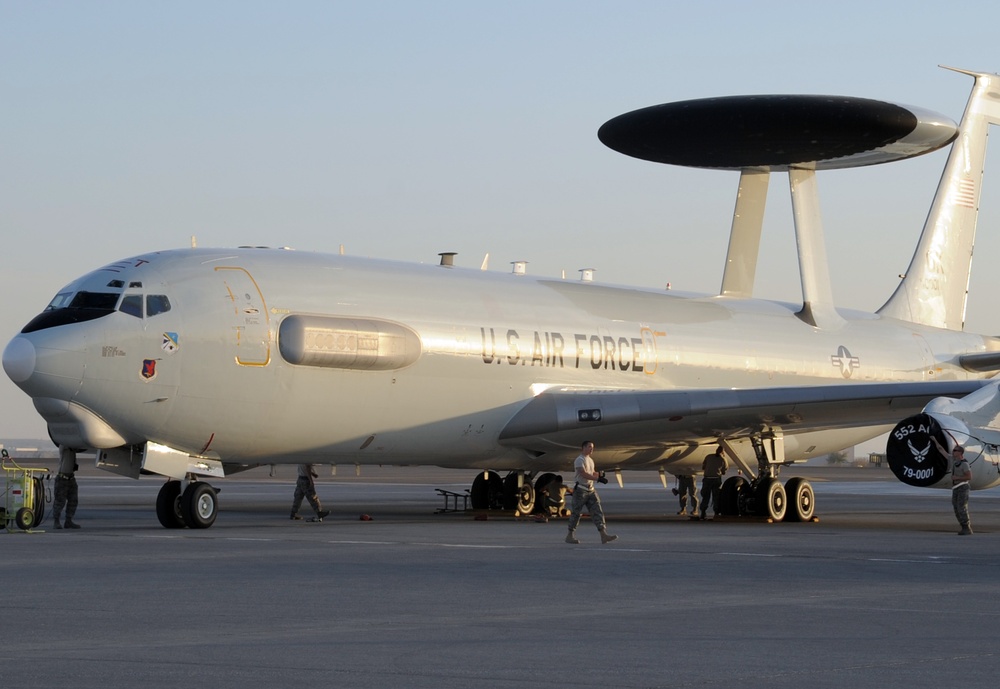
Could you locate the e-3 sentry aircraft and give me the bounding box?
[5,68,1000,530]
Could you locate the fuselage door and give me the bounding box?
[215,266,271,366]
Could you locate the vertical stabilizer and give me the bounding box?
[878,68,1000,330]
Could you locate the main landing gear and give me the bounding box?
[717,436,816,522]
[470,470,564,516]
[156,478,220,529]
[717,475,815,521]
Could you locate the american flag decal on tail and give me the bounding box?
[951,178,976,208]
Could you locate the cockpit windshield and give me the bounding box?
[45,291,75,310]
[22,267,172,333]
[23,290,123,333]
[44,291,121,311]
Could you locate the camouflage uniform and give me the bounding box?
[568,483,607,533]
[566,443,615,543]
[53,447,80,529]
[952,454,972,533]
[677,474,698,515]
[290,464,327,520]
[53,474,78,523]
[700,449,728,518]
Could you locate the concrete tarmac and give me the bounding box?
[3,465,1000,689]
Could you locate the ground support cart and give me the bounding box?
[1,449,50,532]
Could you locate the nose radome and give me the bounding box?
[2,336,36,385]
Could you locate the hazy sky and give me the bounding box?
[3,1,1000,440]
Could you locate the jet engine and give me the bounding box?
[887,383,1000,491]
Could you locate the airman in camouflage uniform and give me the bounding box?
[290,464,330,522]
[676,474,698,516]
[53,446,81,529]
[932,437,973,535]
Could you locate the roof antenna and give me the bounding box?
[481,253,489,270]
[191,235,197,248]
[439,252,457,267]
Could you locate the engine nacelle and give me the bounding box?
[887,386,1000,491]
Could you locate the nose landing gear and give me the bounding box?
[156,478,219,529]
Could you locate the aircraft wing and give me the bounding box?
[498,380,991,451]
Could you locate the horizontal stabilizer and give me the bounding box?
[958,351,1000,372]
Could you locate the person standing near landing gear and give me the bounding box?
[52,446,81,530]
[290,464,330,522]
[565,441,617,544]
[675,474,698,516]
[699,446,728,520]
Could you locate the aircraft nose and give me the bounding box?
[2,335,36,385]
[3,332,86,402]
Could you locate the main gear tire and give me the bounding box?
[719,476,745,516]
[757,478,787,521]
[470,470,504,510]
[156,480,186,529]
[502,473,535,514]
[181,482,218,529]
[784,477,815,522]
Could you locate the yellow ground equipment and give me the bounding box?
[1,449,49,532]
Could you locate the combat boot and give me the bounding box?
[53,516,63,530]
[959,524,973,535]
[64,519,81,529]
[600,529,618,544]
[565,530,580,544]
[317,510,330,520]
[290,513,302,520]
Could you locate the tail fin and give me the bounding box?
[877,68,1000,330]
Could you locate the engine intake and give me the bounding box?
[886,413,950,487]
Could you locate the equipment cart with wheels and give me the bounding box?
[1,449,50,532]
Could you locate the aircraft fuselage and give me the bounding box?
[6,248,992,473]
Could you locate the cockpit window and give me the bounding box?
[146,295,171,316]
[45,291,75,310]
[24,291,122,333]
[115,294,171,319]
[44,291,119,311]
[68,292,120,310]
[119,295,143,318]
